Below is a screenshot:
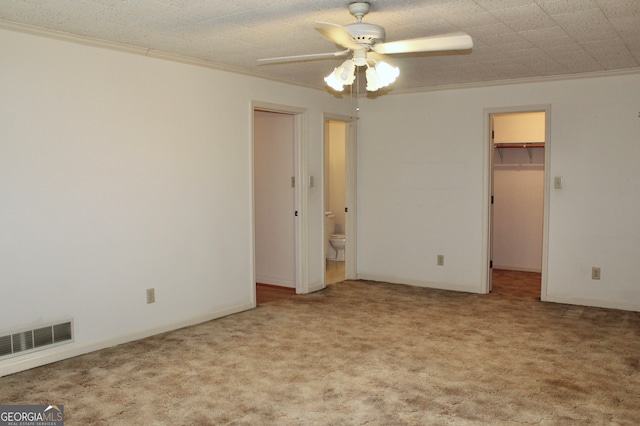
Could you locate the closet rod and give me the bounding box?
[494,143,544,148]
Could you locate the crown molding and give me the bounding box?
[0,19,323,92]
[385,67,640,96]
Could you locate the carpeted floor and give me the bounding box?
[1,271,639,425]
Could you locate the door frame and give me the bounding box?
[323,113,357,282]
[252,101,308,298]
[482,104,551,299]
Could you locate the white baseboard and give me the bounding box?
[358,274,640,312]
[357,274,484,294]
[543,294,640,312]
[0,301,254,378]
[307,281,326,293]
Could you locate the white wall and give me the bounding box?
[357,73,640,311]
[254,111,295,287]
[0,27,350,375]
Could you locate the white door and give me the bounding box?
[254,110,296,288]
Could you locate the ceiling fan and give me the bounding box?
[258,1,473,92]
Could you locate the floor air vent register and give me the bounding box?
[0,320,73,359]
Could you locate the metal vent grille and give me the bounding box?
[0,335,12,357]
[12,331,33,353]
[0,320,73,359]
[53,322,72,343]
[34,326,53,348]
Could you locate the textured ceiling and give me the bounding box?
[1,0,639,93]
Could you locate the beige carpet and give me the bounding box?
[1,271,640,425]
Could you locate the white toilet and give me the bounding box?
[324,212,335,260]
[325,212,346,261]
[329,234,346,261]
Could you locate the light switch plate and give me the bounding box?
[554,176,563,189]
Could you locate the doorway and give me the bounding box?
[254,110,295,290]
[324,115,356,285]
[252,102,308,303]
[325,119,346,284]
[484,106,550,299]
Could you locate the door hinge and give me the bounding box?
[345,207,348,213]
[490,260,493,268]
[294,211,298,217]
[491,195,494,204]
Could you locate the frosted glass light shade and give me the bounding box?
[376,61,400,87]
[324,59,399,92]
[324,60,356,91]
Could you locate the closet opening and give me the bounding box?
[485,107,550,300]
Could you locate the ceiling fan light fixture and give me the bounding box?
[375,61,400,87]
[324,72,345,91]
[365,66,382,91]
[325,59,356,91]
[363,61,399,92]
[325,59,399,92]
[352,49,368,67]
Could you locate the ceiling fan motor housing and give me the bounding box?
[346,2,384,46]
[345,22,385,46]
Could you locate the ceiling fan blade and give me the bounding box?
[315,21,363,51]
[373,32,473,55]
[367,52,392,62]
[258,49,350,64]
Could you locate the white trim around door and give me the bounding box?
[252,101,309,295]
[323,114,357,284]
[482,104,551,300]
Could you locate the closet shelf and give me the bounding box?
[494,143,544,163]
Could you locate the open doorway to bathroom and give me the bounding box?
[325,119,346,284]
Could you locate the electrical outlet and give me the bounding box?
[591,267,601,280]
[146,288,155,304]
[437,255,444,266]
